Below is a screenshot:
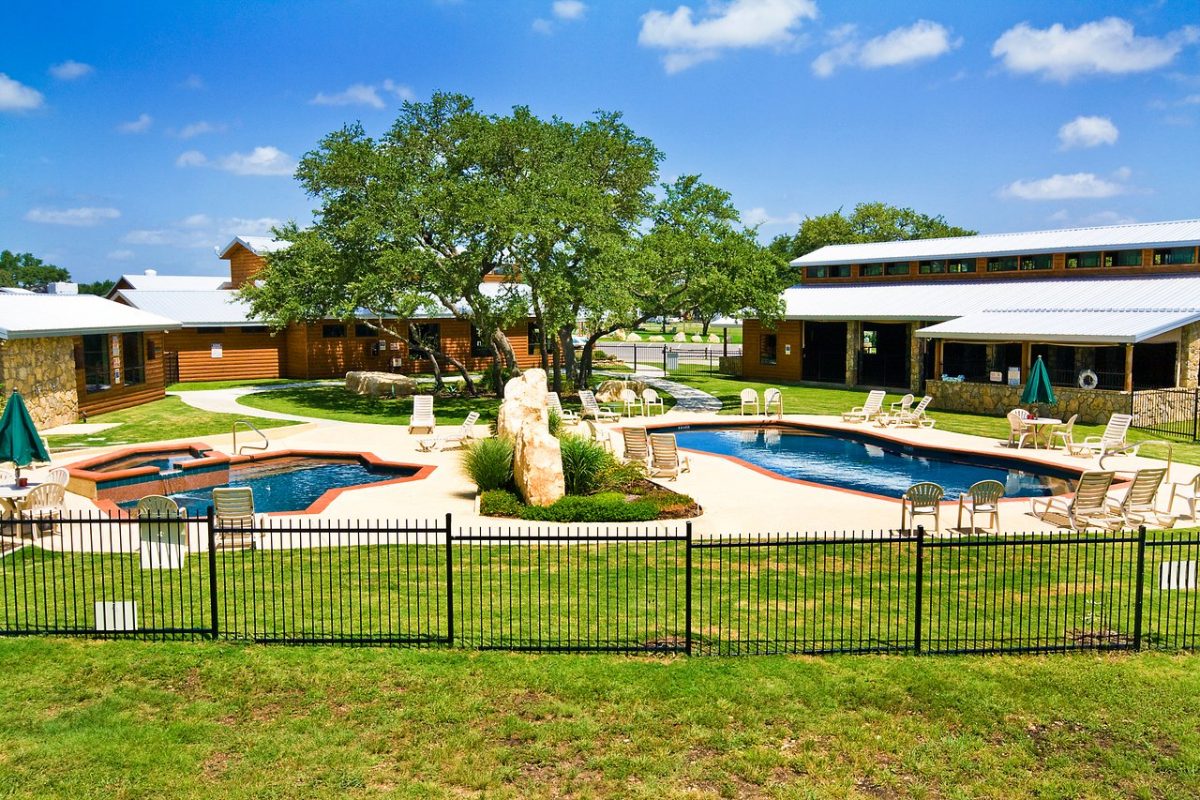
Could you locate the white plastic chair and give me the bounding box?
[739,388,759,415]
[763,388,783,419]
[619,388,644,417]
[1006,409,1031,448]
[957,480,1004,532]
[641,388,664,416]
[46,467,70,488]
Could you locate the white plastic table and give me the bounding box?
[1022,418,1063,449]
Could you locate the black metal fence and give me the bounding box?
[3,513,1200,656]
[595,343,741,380]
[1131,387,1200,441]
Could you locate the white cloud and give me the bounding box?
[742,207,801,227]
[553,1,586,20]
[117,113,153,134]
[177,146,296,176]
[1049,209,1137,226]
[311,79,413,109]
[813,20,959,77]
[220,217,282,237]
[181,213,212,227]
[532,18,555,35]
[1058,115,1119,149]
[639,0,818,74]
[107,249,135,261]
[49,60,94,80]
[180,74,205,90]
[992,17,1200,82]
[176,120,227,139]
[25,206,121,226]
[1001,172,1126,200]
[0,73,45,111]
[123,215,283,248]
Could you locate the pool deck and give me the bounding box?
[38,406,1200,538]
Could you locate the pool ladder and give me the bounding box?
[232,420,269,455]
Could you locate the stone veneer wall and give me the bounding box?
[0,337,80,428]
[927,379,1129,424]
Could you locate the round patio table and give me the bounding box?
[1022,418,1062,449]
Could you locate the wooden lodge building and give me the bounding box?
[742,218,1200,422]
[111,236,541,384]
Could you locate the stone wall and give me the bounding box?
[0,336,79,428]
[1178,322,1200,389]
[927,379,1129,424]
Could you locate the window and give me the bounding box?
[862,329,878,355]
[470,326,492,357]
[122,332,145,386]
[240,326,268,334]
[759,333,777,365]
[528,321,543,355]
[806,265,851,279]
[354,323,375,338]
[81,334,110,393]
[1104,250,1142,268]
[885,261,910,276]
[408,322,440,358]
[986,256,1018,272]
[947,258,976,273]
[918,260,946,275]
[1154,247,1195,265]
[1065,252,1101,269]
[322,324,346,338]
[196,327,224,334]
[1019,254,1052,271]
[859,263,883,277]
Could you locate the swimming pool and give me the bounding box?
[114,456,422,515]
[665,425,1075,499]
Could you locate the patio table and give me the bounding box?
[1021,418,1062,449]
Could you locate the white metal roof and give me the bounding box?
[113,290,257,326]
[793,218,1200,266]
[915,310,1200,344]
[217,235,291,259]
[115,272,230,292]
[0,294,180,340]
[783,273,1200,322]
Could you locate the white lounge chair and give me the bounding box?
[1068,413,1134,459]
[579,390,619,423]
[1006,409,1032,448]
[1031,471,1116,531]
[739,388,759,415]
[1106,467,1175,529]
[212,486,257,549]
[1167,472,1200,521]
[436,411,481,450]
[957,480,1004,533]
[763,388,783,419]
[641,388,665,416]
[408,395,436,434]
[842,390,885,423]
[892,395,935,428]
[901,482,944,532]
[649,433,690,480]
[620,388,644,417]
[621,427,651,465]
[546,391,579,423]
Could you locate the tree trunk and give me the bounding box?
[557,325,576,389]
[700,316,712,337]
[438,350,476,395]
[492,329,520,375]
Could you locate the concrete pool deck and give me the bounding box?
[39,405,1200,537]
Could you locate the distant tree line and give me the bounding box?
[1,250,114,295]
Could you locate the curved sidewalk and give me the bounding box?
[629,373,724,413]
[169,384,332,423]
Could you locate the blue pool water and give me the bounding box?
[118,458,414,515]
[668,426,1074,499]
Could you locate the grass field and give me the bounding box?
[0,637,1198,798]
[167,378,322,392]
[44,397,300,450]
[238,386,499,426]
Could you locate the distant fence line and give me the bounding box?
[2,512,1199,656]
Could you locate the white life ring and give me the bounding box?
[1077,369,1099,390]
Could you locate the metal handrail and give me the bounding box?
[232,420,269,455]
[1100,437,1174,473]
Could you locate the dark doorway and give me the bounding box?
[1133,342,1177,389]
[859,323,910,388]
[802,322,847,383]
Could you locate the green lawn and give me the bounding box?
[0,637,1198,798]
[602,321,742,344]
[167,378,322,392]
[44,397,300,450]
[671,372,1198,466]
[238,385,501,426]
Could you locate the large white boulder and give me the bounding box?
[595,379,648,403]
[345,371,419,397]
[496,369,565,507]
[626,332,641,342]
[673,331,687,342]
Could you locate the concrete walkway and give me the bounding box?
[633,373,724,413]
[169,383,332,423]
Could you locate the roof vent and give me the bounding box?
[144,268,157,276]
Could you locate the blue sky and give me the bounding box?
[2,0,1198,282]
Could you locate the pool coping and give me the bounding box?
[84,444,436,517]
[625,418,1095,506]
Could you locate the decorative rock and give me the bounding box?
[610,329,626,341]
[707,333,720,343]
[345,371,419,398]
[496,369,565,507]
[595,379,648,403]
[690,335,703,343]
[647,335,664,342]
[625,332,641,342]
[673,331,687,342]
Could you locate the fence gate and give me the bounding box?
[1130,388,1200,441]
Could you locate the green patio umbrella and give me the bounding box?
[1020,355,1056,412]
[0,391,51,478]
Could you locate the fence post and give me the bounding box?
[206,506,219,640]
[913,525,925,654]
[684,521,693,657]
[662,345,668,373]
[445,512,454,647]
[1133,524,1147,651]
[633,344,638,373]
[1193,389,1198,442]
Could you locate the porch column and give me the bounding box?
[1178,322,1200,388]
[845,321,861,387]
[1020,342,1031,381]
[1124,344,1134,393]
[933,340,944,379]
[908,323,924,393]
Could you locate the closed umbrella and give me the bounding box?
[0,391,51,479]
[1020,355,1056,414]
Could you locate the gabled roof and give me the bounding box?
[0,294,180,340]
[793,218,1200,267]
[218,235,291,259]
[112,290,256,327]
[112,272,230,293]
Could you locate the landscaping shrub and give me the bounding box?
[479,489,523,517]
[559,434,612,495]
[597,459,647,492]
[521,492,659,523]
[548,408,562,437]
[461,437,514,492]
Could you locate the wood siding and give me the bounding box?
[227,245,266,289]
[741,320,803,381]
[166,328,285,382]
[75,332,167,417]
